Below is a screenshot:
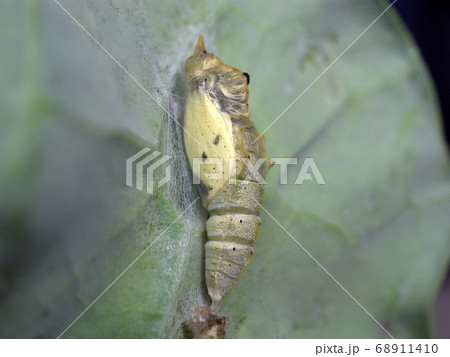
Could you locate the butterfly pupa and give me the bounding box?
[184,35,271,311]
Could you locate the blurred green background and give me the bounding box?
[1,0,449,338]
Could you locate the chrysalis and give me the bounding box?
[184,36,271,311]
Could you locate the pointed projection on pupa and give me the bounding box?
[184,36,271,310]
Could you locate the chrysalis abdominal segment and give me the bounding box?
[184,36,271,310]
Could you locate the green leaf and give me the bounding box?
[0,0,449,338]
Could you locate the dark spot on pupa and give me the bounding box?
[232,247,236,251]
[213,135,221,146]
[199,180,213,197]
[250,252,253,255]
[239,219,243,223]
[243,72,250,84]
[202,152,207,161]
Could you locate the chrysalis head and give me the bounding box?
[185,35,222,80]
